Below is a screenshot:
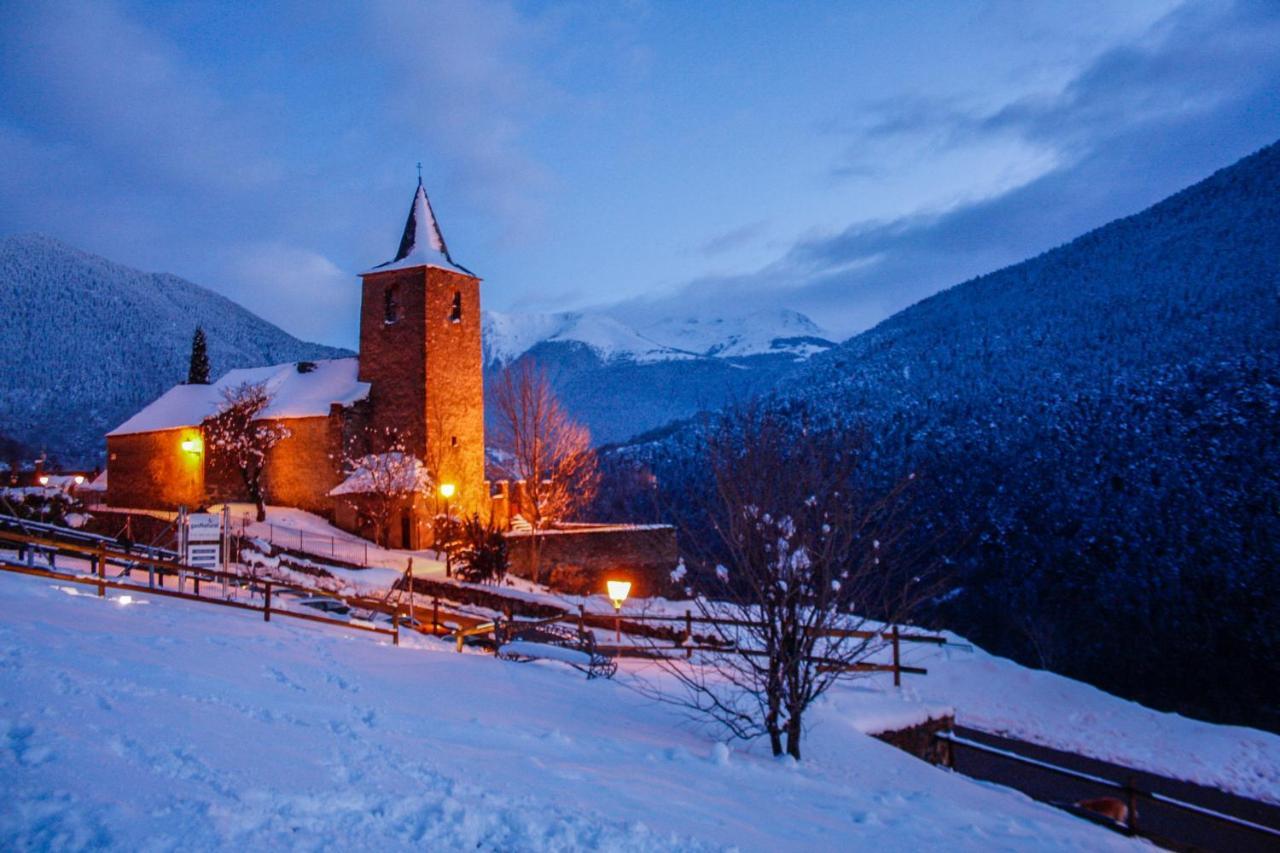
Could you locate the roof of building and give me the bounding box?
[328,452,432,496]
[108,358,370,437]
[362,179,476,277]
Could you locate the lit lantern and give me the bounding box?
[73,475,85,485]
[439,482,456,499]
[38,475,50,486]
[607,579,632,611]
[181,437,203,454]
[607,579,632,644]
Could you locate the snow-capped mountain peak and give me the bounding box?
[482,307,834,366]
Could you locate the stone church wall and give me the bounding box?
[505,524,679,598]
[105,428,205,510]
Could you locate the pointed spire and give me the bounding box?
[364,176,475,276]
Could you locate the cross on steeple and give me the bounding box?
[416,162,423,184]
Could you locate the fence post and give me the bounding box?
[432,597,440,635]
[578,603,585,637]
[96,548,105,597]
[1124,776,1139,836]
[685,609,693,659]
[264,581,272,622]
[393,605,400,647]
[892,624,901,687]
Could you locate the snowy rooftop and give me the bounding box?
[108,358,370,436]
[362,180,474,277]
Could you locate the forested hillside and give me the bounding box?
[608,141,1280,730]
[0,235,349,466]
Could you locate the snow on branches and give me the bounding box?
[203,382,290,521]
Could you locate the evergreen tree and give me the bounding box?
[187,326,210,384]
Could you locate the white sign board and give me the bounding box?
[188,513,222,542]
[187,543,220,570]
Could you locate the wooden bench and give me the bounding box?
[495,619,617,679]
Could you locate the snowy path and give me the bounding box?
[0,571,1135,851]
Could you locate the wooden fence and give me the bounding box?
[0,528,402,645]
[492,605,945,685]
[1,524,945,684]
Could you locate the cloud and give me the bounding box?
[620,0,1280,339]
[366,0,559,239]
[696,221,769,257]
[0,0,281,196]
[221,243,359,346]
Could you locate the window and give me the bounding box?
[449,290,462,323]
[384,285,401,324]
[451,435,458,447]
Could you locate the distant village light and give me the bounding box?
[38,475,50,486]
[74,475,85,485]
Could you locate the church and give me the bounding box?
[105,180,489,548]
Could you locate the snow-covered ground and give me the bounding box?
[0,571,1138,851]
[68,503,1280,810]
[892,636,1280,805]
[143,504,1280,807]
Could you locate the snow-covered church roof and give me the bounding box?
[362,179,475,277]
[108,358,370,437]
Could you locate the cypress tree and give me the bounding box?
[187,326,211,384]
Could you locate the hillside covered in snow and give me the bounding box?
[609,140,1280,732]
[0,235,349,467]
[0,568,1196,851]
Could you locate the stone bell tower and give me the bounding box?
[357,178,486,516]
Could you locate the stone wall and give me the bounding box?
[262,415,342,516]
[871,714,956,766]
[105,428,204,510]
[505,524,679,598]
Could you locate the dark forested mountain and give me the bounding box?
[0,235,349,466]
[610,141,1280,730]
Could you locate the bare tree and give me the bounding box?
[490,359,599,581]
[332,427,432,547]
[204,382,289,522]
[651,402,932,760]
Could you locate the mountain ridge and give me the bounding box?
[609,139,1280,730]
[0,234,350,467]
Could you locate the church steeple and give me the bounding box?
[365,178,474,276]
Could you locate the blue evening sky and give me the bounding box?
[2,0,1278,348]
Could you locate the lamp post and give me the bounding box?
[439,482,456,577]
[607,579,631,643]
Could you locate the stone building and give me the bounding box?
[105,180,487,548]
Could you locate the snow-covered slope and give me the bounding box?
[483,311,688,365]
[0,234,349,467]
[638,309,835,359]
[483,307,834,366]
[0,570,1146,851]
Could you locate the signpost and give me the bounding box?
[186,512,222,572]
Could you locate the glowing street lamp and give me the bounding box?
[607,579,631,642]
[439,482,457,577]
